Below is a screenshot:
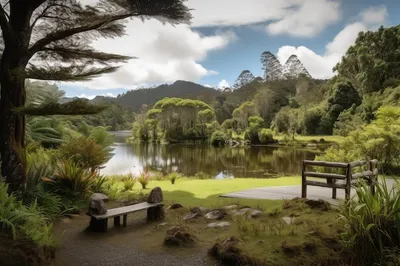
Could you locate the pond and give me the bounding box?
[101,131,321,178]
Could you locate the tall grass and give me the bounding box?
[338,178,400,264]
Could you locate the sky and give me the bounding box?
[60,0,400,99]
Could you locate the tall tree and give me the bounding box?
[0,0,191,192]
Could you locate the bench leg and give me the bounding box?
[89,217,108,232]
[332,179,337,199]
[114,216,121,227]
[123,215,127,227]
[147,206,165,221]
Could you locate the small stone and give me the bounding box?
[250,210,262,218]
[199,206,209,213]
[231,209,249,216]
[164,225,196,247]
[258,240,264,245]
[183,212,199,220]
[88,194,107,215]
[156,222,168,229]
[91,193,109,202]
[205,209,226,220]
[206,222,231,229]
[304,199,330,211]
[224,205,238,210]
[168,203,183,210]
[282,217,293,225]
[147,187,163,203]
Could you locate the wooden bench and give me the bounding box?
[88,202,163,232]
[301,159,378,200]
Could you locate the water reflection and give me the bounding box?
[101,131,319,178]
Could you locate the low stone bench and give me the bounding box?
[88,202,163,232]
[87,187,165,232]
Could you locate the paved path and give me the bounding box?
[220,178,398,206]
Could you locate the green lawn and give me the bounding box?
[111,176,302,210]
[274,134,344,144]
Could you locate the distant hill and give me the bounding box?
[115,80,221,111]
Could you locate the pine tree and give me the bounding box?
[0,0,192,192]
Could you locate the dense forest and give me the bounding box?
[130,25,400,172]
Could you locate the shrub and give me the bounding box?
[59,137,109,172]
[168,172,182,185]
[258,128,275,144]
[48,160,98,199]
[338,179,400,265]
[121,173,137,191]
[138,168,151,189]
[0,183,55,247]
[210,130,227,146]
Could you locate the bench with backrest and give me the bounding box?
[87,187,164,232]
[301,159,378,200]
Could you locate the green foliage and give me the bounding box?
[167,172,183,185]
[258,129,275,144]
[0,183,55,247]
[318,106,400,171]
[338,179,400,265]
[245,115,264,144]
[48,160,100,200]
[121,174,137,191]
[272,107,300,139]
[138,168,151,189]
[60,137,109,172]
[334,25,400,93]
[210,130,228,146]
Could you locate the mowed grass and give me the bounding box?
[108,176,302,210]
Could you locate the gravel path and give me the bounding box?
[51,213,217,266]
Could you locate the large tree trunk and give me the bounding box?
[0,56,27,193]
[0,4,33,193]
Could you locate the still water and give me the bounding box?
[101,131,320,178]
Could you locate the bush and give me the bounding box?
[167,172,182,185]
[48,160,99,199]
[338,179,400,265]
[0,183,55,247]
[210,130,227,146]
[138,168,151,189]
[121,173,136,191]
[59,137,109,172]
[258,128,275,144]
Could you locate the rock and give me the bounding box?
[281,241,301,255]
[61,218,72,224]
[205,209,226,220]
[282,217,294,225]
[91,193,109,202]
[190,206,208,214]
[206,222,231,229]
[307,143,318,149]
[183,212,199,220]
[168,203,183,210]
[147,187,163,203]
[224,205,238,210]
[303,241,317,253]
[209,237,251,265]
[88,194,107,215]
[156,222,168,229]
[305,199,331,211]
[164,225,196,247]
[250,210,262,218]
[257,240,264,245]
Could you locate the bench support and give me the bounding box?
[89,217,108,232]
[114,216,121,227]
[147,206,165,221]
[123,215,128,227]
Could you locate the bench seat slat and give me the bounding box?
[306,180,347,189]
[90,202,163,220]
[304,172,347,180]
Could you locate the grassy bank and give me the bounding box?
[274,135,344,144]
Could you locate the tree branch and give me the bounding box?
[28,13,132,58]
[26,64,121,81]
[0,5,11,45]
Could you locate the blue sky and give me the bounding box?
[60,0,400,99]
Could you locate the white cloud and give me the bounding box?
[76,92,117,99]
[276,5,388,79]
[361,6,388,25]
[63,19,236,90]
[189,0,341,37]
[218,79,230,89]
[266,0,341,37]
